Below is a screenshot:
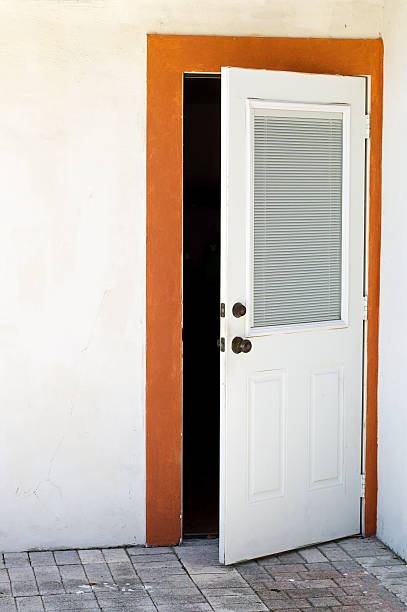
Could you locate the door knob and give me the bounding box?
[232,302,246,318]
[232,336,252,354]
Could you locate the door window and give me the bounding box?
[249,103,349,332]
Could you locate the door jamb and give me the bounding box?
[146,34,383,546]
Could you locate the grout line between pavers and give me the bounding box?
[2,562,18,612]
[123,545,159,611]
[79,551,105,611]
[171,545,216,611]
[52,550,67,597]
[234,558,274,611]
[30,558,45,612]
[6,565,20,610]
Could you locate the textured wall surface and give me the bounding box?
[0,0,383,551]
[378,0,407,562]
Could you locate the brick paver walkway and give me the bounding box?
[0,536,406,610]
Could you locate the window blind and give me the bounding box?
[252,111,344,328]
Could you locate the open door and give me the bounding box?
[219,68,367,564]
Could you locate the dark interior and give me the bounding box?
[182,74,221,536]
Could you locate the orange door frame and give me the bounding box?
[146,34,383,546]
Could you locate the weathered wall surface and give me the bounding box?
[378,0,407,561]
[0,0,383,550]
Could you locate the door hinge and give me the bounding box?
[361,473,366,499]
[363,295,368,321]
[364,115,370,139]
[220,303,225,318]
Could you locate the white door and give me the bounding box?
[219,68,367,564]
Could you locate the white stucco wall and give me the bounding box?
[0,0,383,551]
[378,0,407,561]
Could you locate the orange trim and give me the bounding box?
[146,34,383,545]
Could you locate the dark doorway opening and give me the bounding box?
[183,74,221,537]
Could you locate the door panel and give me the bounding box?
[248,370,286,502]
[220,68,366,564]
[309,367,344,489]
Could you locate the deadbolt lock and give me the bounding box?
[217,337,225,352]
[231,336,252,354]
[232,302,246,318]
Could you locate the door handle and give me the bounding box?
[232,337,252,354]
[232,302,246,318]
